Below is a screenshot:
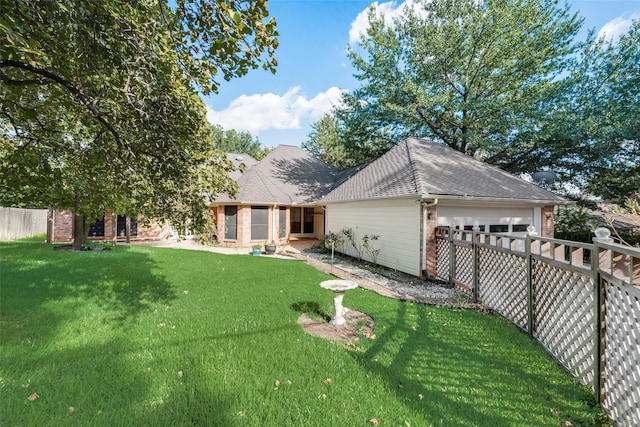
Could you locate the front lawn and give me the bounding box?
[0,240,607,426]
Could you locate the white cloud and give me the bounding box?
[205,86,345,134]
[349,0,428,44]
[597,12,640,41]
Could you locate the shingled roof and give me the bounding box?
[321,138,568,203]
[214,145,338,205]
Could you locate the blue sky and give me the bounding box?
[203,0,640,149]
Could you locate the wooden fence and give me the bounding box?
[435,226,639,426]
[0,207,48,241]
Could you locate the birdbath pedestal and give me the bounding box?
[320,280,359,326]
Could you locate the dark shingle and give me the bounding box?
[214,145,338,204]
[322,138,567,203]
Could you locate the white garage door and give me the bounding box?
[437,206,536,235]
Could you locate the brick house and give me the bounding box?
[47,209,173,243]
[48,138,569,278]
[210,145,337,246]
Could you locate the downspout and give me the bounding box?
[421,198,438,277]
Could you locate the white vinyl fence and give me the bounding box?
[0,207,48,241]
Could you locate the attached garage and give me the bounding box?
[436,204,538,235]
[321,138,571,278]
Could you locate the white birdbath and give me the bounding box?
[320,280,358,326]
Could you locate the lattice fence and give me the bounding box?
[601,274,640,425]
[434,227,640,426]
[436,236,449,281]
[478,246,528,330]
[532,259,596,388]
[453,243,473,288]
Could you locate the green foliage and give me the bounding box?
[302,113,354,169]
[0,241,608,426]
[319,231,344,252]
[310,0,637,199]
[362,233,380,266]
[194,214,218,246]
[569,20,640,201]
[0,0,278,246]
[211,124,270,160]
[83,240,115,251]
[334,227,381,265]
[554,206,600,243]
[338,0,582,169]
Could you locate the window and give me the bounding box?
[251,206,268,240]
[303,208,314,233]
[279,207,287,238]
[88,215,105,237]
[489,224,509,233]
[224,206,237,240]
[117,215,138,237]
[463,225,485,231]
[290,207,301,233]
[512,224,529,233]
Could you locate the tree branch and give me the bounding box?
[0,59,123,150]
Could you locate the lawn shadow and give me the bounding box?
[1,242,177,326]
[350,302,601,426]
[290,301,331,322]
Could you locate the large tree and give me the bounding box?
[0,0,278,249]
[324,0,584,175]
[578,20,640,201]
[301,114,355,169]
[210,124,269,160]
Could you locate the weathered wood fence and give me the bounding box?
[435,226,639,426]
[0,207,47,241]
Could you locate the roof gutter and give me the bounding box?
[423,194,574,205]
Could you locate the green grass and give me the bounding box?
[0,240,607,426]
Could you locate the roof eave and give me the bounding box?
[424,194,574,205]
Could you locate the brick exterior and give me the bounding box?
[540,205,555,237]
[48,209,74,243]
[215,204,296,247]
[47,209,171,243]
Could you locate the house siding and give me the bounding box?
[326,199,421,276]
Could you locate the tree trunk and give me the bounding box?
[72,214,88,250]
[125,216,131,243]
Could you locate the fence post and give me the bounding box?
[524,225,538,336]
[526,227,537,336]
[592,227,612,403]
[472,227,479,303]
[448,226,455,285]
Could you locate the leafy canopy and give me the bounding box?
[210,124,270,160]
[0,0,278,245]
[306,0,638,200]
[337,0,582,163]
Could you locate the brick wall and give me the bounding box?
[48,209,172,243]
[48,210,74,243]
[541,205,555,237]
[214,204,291,247]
